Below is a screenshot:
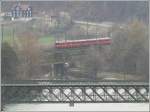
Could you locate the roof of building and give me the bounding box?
[12,4,31,10]
[20,5,31,10]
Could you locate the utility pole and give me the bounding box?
[12,26,15,47]
[86,21,88,37]
[1,24,4,42]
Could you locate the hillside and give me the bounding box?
[2,1,149,24]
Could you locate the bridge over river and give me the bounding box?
[2,80,149,107]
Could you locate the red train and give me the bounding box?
[55,37,111,48]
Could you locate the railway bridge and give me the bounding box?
[2,80,149,105]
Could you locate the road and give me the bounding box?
[74,20,114,28]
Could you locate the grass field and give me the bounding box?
[38,35,55,45]
[2,29,55,46]
[3,34,55,46]
[2,26,14,44]
[2,24,55,46]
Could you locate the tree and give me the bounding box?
[1,42,19,82]
[110,19,148,80]
[126,19,148,79]
[17,32,42,79]
[82,46,107,79]
[56,11,73,34]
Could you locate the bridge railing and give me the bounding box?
[2,80,149,104]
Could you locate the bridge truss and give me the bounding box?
[2,81,149,104]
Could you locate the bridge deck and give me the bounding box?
[2,80,148,86]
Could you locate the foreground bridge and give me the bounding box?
[2,80,149,104]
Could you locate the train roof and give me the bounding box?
[56,37,111,43]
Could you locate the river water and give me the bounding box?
[4,103,149,111]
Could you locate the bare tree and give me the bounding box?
[17,32,42,79]
[82,46,107,79]
[110,19,148,80]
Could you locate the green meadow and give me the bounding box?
[2,27,55,46]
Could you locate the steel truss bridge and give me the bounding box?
[2,80,149,105]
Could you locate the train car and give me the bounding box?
[55,37,111,49]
